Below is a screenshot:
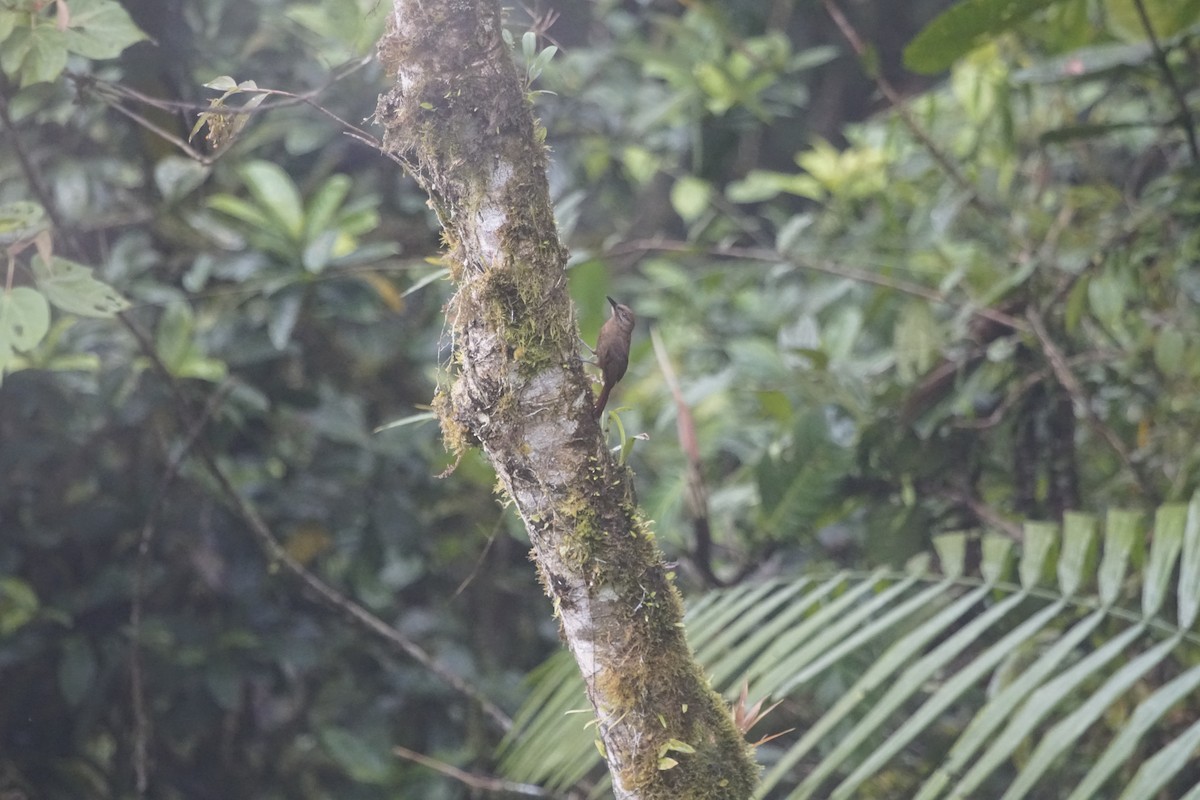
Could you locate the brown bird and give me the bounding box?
[593,296,636,419]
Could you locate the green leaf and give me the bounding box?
[755,412,852,540]
[934,532,968,579]
[923,608,1108,799]
[0,9,17,42]
[304,173,352,241]
[206,194,273,229]
[0,201,47,245]
[1066,663,1200,800]
[1087,272,1126,332]
[747,571,892,698]
[1099,509,1140,605]
[319,728,392,784]
[267,291,303,350]
[894,301,940,383]
[1143,503,1185,617]
[0,286,51,351]
[301,229,338,273]
[835,593,1060,800]
[904,0,1064,75]
[670,175,711,222]
[154,156,211,203]
[1,25,69,87]
[1058,512,1096,597]
[238,160,305,240]
[1103,0,1200,42]
[802,586,1025,799]
[203,75,240,91]
[999,634,1181,800]
[980,534,1014,584]
[58,637,97,707]
[528,44,557,82]
[31,256,130,317]
[1153,327,1187,376]
[1019,521,1057,589]
[1116,714,1200,798]
[951,619,1146,796]
[0,577,39,635]
[1178,491,1200,628]
[60,0,148,59]
[155,302,195,373]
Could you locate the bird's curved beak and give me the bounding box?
[606,296,618,310]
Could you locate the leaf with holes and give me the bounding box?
[31,255,129,318]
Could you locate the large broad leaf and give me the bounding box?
[904,0,1065,74]
[500,498,1200,799]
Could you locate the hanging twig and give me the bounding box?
[1130,0,1200,164]
[602,238,1030,333]
[1025,308,1152,497]
[120,317,515,735]
[821,0,1001,216]
[129,379,234,797]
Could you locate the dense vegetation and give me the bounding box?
[1,0,1198,797]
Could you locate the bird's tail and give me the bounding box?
[593,383,612,420]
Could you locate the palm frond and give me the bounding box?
[499,495,1200,799]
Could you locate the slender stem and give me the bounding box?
[130,379,234,796]
[603,237,1030,333]
[1131,0,1200,164]
[821,0,1001,216]
[120,316,515,735]
[1025,308,1152,497]
[393,746,552,797]
[0,87,66,233]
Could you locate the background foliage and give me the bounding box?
[2,0,1199,797]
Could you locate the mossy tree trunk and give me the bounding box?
[374,3,758,798]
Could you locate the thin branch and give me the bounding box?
[821,0,1001,216]
[393,746,552,797]
[75,58,384,165]
[1131,0,1200,164]
[603,237,1030,333]
[129,379,234,797]
[103,99,212,164]
[453,512,504,597]
[935,485,1024,541]
[951,351,1117,431]
[1025,307,1152,497]
[119,316,514,735]
[0,88,68,235]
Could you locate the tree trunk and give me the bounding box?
[374,3,759,798]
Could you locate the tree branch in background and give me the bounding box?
[129,379,233,797]
[821,0,1001,216]
[119,318,515,737]
[393,746,552,797]
[1024,308,1152,499]
[1130,0,1200,164]
[604,238,1030,333]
